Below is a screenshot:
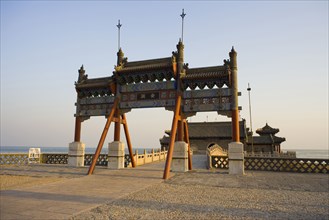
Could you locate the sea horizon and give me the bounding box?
[0,145,161,155]
[0,145,328,159]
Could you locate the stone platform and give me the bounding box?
[0,162,168,220]
[0,155,328,219]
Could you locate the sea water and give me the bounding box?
[0,146,157,154]
[1,146,328,159]
[293,149,329,159]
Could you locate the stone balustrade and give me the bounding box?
[0,153,29,165]
[206,144,227,169]
[0,149,167,167]
[131,149,167,167]
[209,155,329,174]
[244,151,297,158]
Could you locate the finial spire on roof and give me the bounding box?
[117,19,122,51]
[180,9,186,43]
[78,64,87,83]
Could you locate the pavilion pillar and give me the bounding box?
[68,116,85,167]
[172,119,188,172]
[108,109,124,169]
[172,141,188,172]
[228,47,244,175]
[88,99,118,175]
[171,41,189,174]
[69,66,88,167]
[68,141,85,167]
[108,141,125,169]
[163,95,182,179]
[177,120,184,141]
[74,116,81,142]
[171,114,189,173]
[114,109,121,141]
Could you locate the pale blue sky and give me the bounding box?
[1,1,328,150]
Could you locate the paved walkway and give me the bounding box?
[0,161,170,220]
[2,156,328,219]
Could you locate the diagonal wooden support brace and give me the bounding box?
[183,119,192,170]
[163,95,182,180]
[87,99,119,175]
[122,114,136,168]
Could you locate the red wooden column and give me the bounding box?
[232,110,240,142]
[177,116,184,141]
[163,95,182,180]
[114,109,121,141]
[74,117,81,142]
[87,99,118,175]
[230,47,240,142]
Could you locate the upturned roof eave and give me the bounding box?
[116,57,173,73]
[183,65,230,80]
[256,123,280,135]
[75,77,113,89]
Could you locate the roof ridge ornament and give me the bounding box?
[231,46,236,53]
[180,9,186,43]
[77,65,88,84]
[117,19,122,51]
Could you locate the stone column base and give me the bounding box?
[172,141,188,172]
[108,141,125,169]
[228,142,245,175]
[68,142,85,167]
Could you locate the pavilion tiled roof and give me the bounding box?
[256,123,280,135]
[116,57,173,73]
[164,121,246,138]
[248,135,286,145]
[76,76,113,89]
[187,121,246,138]
[183,65,230,80]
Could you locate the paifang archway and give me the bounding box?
[71,40,240,179]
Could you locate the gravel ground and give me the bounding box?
[72,171,329,220]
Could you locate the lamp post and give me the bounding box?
[247,83,254,152]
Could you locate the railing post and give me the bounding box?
[152,149,154,162]
[135,149,139,165]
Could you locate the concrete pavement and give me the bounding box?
[2,155,328,220]
[0,161,170,220]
